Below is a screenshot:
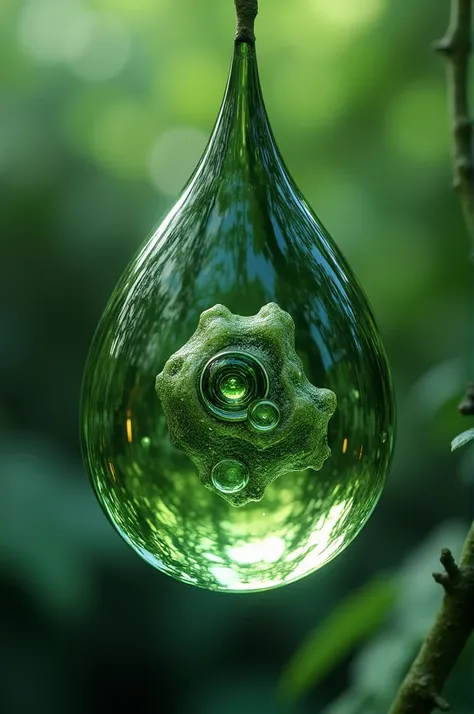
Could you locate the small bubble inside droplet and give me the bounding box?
[211,459,249,494]
[141,436,151,448]
[248,399,280,432]
[219,374,248,401]
[381,432,387,444]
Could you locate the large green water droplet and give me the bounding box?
[80,32,395,592]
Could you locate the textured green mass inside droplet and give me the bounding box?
[155,303,337,506]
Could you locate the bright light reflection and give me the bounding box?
[227,536,286,566]
[126,417,133,443]
[286,499,353,581]
[209,566,243,589]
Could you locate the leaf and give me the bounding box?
[277,575,397,701]
[451,428,474,451]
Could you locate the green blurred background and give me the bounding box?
[1,0,473,712]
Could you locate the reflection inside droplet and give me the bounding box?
[211,459,249,494]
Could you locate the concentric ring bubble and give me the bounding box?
[199,350,269,421]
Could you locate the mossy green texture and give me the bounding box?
[155,303,337,506]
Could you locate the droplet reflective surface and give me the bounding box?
[80,36,395,592]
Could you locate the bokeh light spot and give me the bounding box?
[148,127,208,196]
[306,0,387,31]
[68,12,131,82]
[91,100,157,177]
[98,0,161,24]
[18,0,92,63]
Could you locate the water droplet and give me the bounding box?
[80,22,395,592]
[211,459,249,494]
[141,436,151,448]
[248,399,280,432]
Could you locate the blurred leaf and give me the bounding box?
[322,690,370,714]
[451,428,474,451]
[278,575,396,700]
[405,357,464,423]
[0,434,122,621]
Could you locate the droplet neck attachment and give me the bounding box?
[234,0,258,43]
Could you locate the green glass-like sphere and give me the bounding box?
[80,42,395,592]
[221,376,246,401]
[211,460,250,494]
[248,400,280,432]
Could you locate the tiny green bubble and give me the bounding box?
[211,459,249,494]
[248,399,280,432]
[220,374,247,401]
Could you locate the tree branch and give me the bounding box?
[389,530,474,713]
[389,2,474,711]
[234,0,258,43]
[433,0,474,242]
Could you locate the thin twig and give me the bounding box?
[433,0,474,242]
[389,527,474,713]
[234,0,258,43]
[389,2,474,711]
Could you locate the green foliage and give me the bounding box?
[321,522,471,713]
[278,575,396,699]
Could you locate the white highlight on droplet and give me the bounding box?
[227,536,286,566]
